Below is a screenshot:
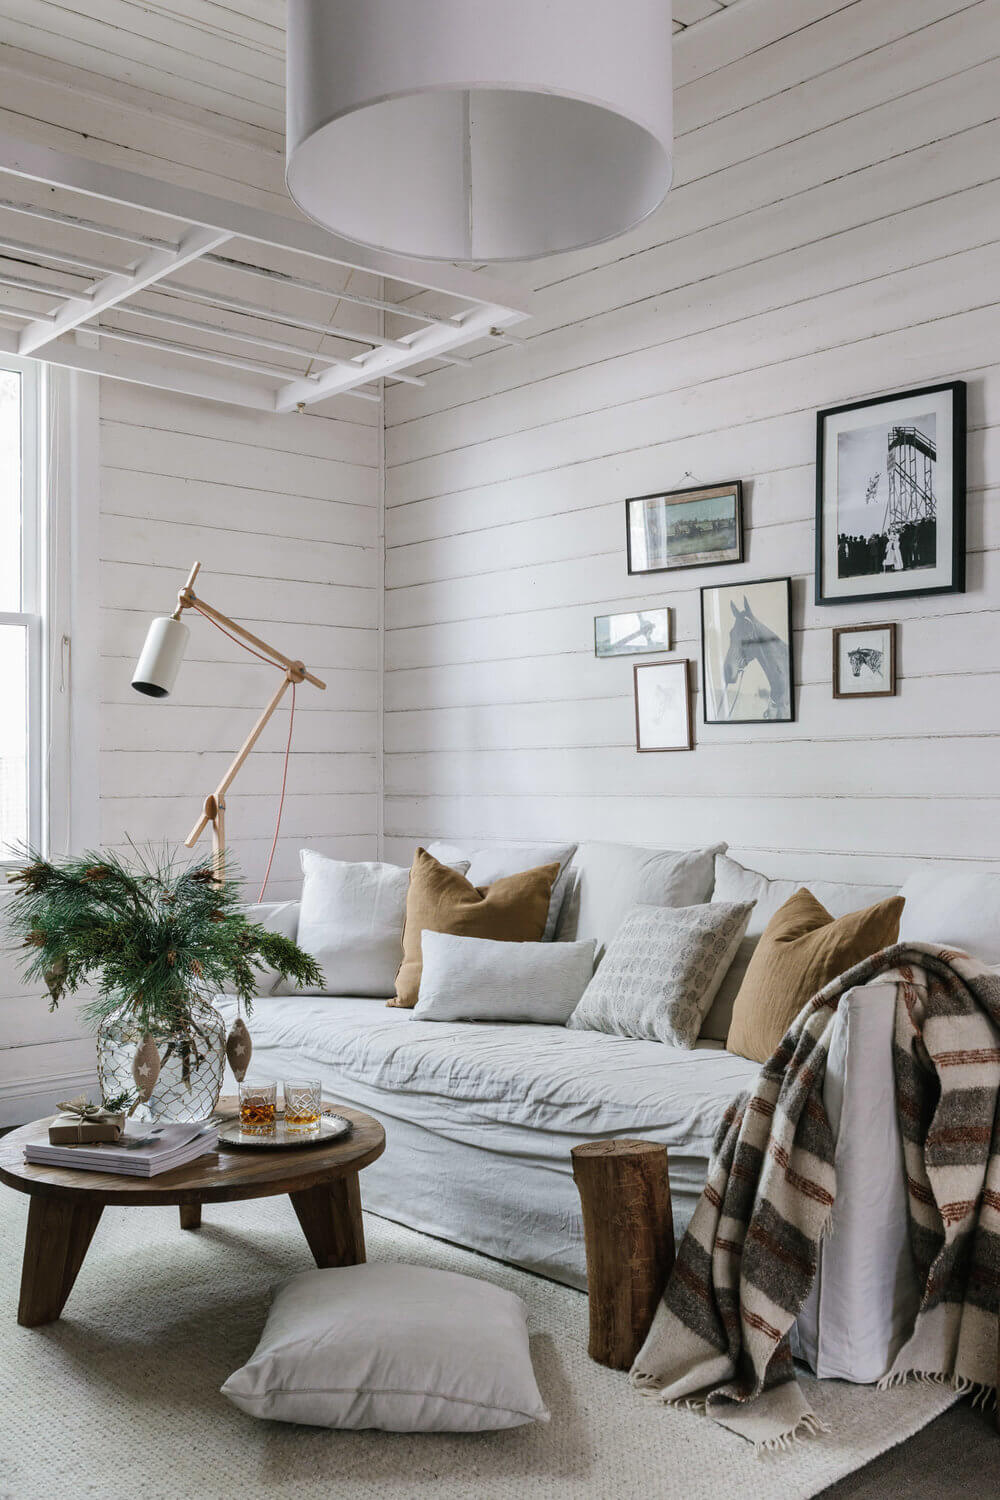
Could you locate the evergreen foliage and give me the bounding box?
[6,845,323,1036]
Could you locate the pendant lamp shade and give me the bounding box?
[285,0,674,263]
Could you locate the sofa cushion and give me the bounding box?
[567,902,754,1047]
[898,868,1000,963]
[242,900,300,995]
[221,1262,548,1432]
[554,840,725,958]
[426,841,577,942]
[391,848,560,1008]
[414,931,595,1024]
[726,888,904,1063]
[703,853,898,1041]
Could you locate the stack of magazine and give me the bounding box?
[25,1120,219,1177]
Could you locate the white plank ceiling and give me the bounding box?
[0,2,736,148]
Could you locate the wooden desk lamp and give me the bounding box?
[131,561,326,884]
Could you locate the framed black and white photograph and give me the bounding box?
[594,607,671,658]
[634,660,692,752]
[833,623,897,699]
[816,381,965,604]
[700,577,794,724]
[626,481,743,575]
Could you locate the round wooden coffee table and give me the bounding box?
[0,1101,385,1327]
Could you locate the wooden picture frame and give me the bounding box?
[633,660,693,752]
[700,576,794,725]
[815,381,966,605]
[832,623,897,699]
[626,481,743,575]
[594,607,671,658]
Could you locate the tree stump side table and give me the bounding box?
[571,1138,675,1371]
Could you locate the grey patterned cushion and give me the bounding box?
[566,902,755,1047]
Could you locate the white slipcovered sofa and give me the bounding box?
[219,843,1000,1386]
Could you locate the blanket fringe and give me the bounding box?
[876,1370,997,1410]
[754,1412,831,1457]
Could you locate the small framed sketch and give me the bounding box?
[595,607,670,658]
[833,623,897,699]
[701,577,794,724]
[634,660,693,752]
[626,481,743,575]
[816,381,965,604]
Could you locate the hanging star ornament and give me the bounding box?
[225,1017,253,1083]
[132,1033,161,1102]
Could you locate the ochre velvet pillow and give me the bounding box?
[390,848,560,1008]
[726,887,904,1063]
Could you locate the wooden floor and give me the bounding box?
[819,1399,994,1497]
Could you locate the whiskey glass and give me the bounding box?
[238,1079,277,1135]
[283,1079,322,1133]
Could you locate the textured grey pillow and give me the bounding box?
[566,901,754,1047]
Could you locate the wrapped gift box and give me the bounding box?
[48,1112,125,1145]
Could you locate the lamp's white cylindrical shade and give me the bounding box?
[132,616,190,699]
[285,0,673,262]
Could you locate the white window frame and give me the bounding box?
[0,351,43,858]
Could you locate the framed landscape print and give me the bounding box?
[815,381,965,604]
[626,481,743,575]
[634,660,692,752]
[701,577,794,724]
[833,623,897,699]
[594,607,671,658]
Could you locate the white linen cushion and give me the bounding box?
[221,1262,549,1432]
[281,851,466,999]
[413,931,596,1024]
[703,853,898,1041]
[555,840,725,958]
[897,868,1000,963]
[426,840,577,942]
[242,900,300,995]
[567,902,754,1047]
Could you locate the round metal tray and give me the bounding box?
[217,1113,352,1150]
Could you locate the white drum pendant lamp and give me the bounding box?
[285,0,674,263]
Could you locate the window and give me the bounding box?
[0,354,42,858]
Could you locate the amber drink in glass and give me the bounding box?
[239,1079,277,1134]
[283,1080,322,1133]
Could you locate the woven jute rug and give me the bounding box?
[0,1190,958,1500]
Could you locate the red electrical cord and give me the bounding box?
[190,600,297,902]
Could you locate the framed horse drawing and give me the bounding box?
[832,622,897,699]
[700,577,794,724]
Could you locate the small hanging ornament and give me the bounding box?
[225,1017,253,1083]
[132,1033,161,1102]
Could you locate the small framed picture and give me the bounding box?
[700,577,794,724]
[833,623,897,699]
[816,381,965,604]
[594,607,671,658]
[626,481,743,575]
[634,660,693,752]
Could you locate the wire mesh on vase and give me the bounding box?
[97,997,226,1123]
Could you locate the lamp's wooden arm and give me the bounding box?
[185,671,295,849]
[173,560,326,692]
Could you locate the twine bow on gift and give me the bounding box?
[54,1094,126,1143]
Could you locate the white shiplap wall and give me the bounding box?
[0,48,380,1121]
[383,0,1000,886]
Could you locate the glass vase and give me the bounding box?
[96,997,227,1122]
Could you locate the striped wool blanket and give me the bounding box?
[631,943,1000,1451]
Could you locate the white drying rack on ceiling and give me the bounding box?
[0,134,532,413]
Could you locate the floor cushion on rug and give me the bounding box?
[221,1261,550,1432]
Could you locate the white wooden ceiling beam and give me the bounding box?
[161,279,410,350]
[0,195,176,251]
[117,300,365,373]
[275,302,519,412]
[0,133,533,315]
[203,251,466,328]
[0,233,125,277]
[17,224,232,355]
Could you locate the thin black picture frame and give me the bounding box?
[814,381,966,605]
[625,481,744,576]
[700,575,795,726]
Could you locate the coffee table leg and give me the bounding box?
[18,1196,103,1327]
[289,1173,366,1268]
[179,1202,202,1230]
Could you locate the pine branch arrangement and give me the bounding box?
[6,845,324,1037]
